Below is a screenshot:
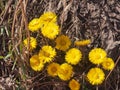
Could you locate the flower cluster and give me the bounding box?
[86,48,115,85]
[23,12,59,72]
[23,11,115,89]
[28,12,59,39]
[89,48,115,70]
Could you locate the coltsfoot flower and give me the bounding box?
[28,18,42,32]
[58,63,73,81]
[87,67,105,85]
[74,39,91,46]
[39,12,57,24]
[47,62,60,77]
[30,55,44,71]
[23,37,37,50]
[39,45,56,63]
[69,79,80,90]
[65,48,82,65]
[89,48,107,64]
[41,23,59,39]
[55,35,71,51]
[102,58,115,70]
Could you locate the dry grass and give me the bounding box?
[0,0,120,90]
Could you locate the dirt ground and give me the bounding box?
[0,0,120,90]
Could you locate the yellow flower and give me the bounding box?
[39,45,56,63]
[87,67,105,85]
[41,23,59,39]
[30,55,44,71]
[39,12,57,24]
[28,18,42,32]
[69,79,80,90]
[89,48,107,64]
[65,48,82,65]
[47,62,60,77]
[74,39,91,46]
[23,37,37,50]
[58,63,73,81]
[102,58,115,70]
[55,35,71,51]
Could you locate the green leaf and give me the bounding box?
[0,56,4,59]
[4,53,12,60]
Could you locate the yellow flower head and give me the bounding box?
[30,55,44,71]
[55,35,71,51]
[39,12,57,24]
[47,62,60,77]
[23,37,37,50]
[41,23,59,39]
[65,48,82,65]
[74,39,91,46]
[102,58,115,70]
[28,18,42,32]
[69,79,80,90]
[87,67,105,85]
[89,48,107,64]
[39,45,56,63]
[58,63,73,81]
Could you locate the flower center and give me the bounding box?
[63,69,68,74]
[50,29,54,33]
[72,54,76,59]
[95,74,100,79]
[44,18,53,22]
[106,62,110,66]
[96,54,101,59]
[43,51,50,57]
[51,67,57,73]
[71,82,77,88]
[60,41,66,45]
[33,60,40,66]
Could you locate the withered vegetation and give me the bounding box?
[0,0,120,90]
